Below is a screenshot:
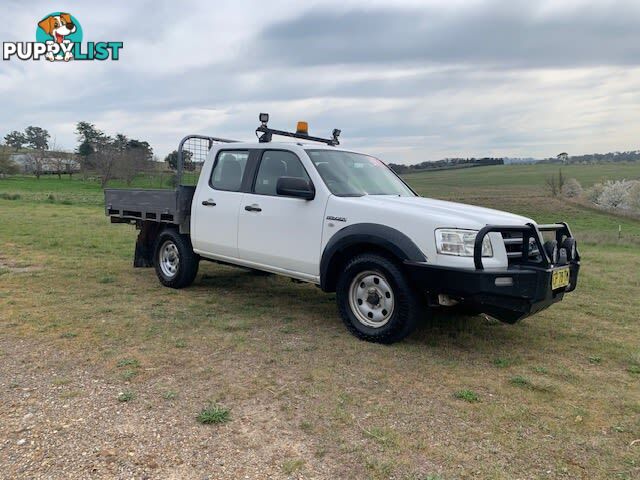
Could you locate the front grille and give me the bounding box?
[501,232,541,265]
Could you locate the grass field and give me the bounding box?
[1,164,639,479]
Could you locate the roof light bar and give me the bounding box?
[256,113,340,146]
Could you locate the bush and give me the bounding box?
[586,182,605,203]
[627,182,640,211]
[545,169,565,197]
[0,153,19,175]
[0,193,20,200]
[594,180,637,209]
[562,178,582,198]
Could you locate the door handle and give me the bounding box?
[202,199,216,206]
[244,204,262,212]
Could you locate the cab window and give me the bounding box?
[210,150,249,191]
[254,150,310,196]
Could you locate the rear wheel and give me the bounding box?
[336,254,423,343]
[153,229,199,288]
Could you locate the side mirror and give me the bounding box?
[276,176,315,200]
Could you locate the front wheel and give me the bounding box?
[153,229,199,288]
[336,254,423,343]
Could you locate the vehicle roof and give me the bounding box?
[213,141,364,154]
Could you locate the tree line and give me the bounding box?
[74,122,155,187]
[1,127,54,178]
[1,123,163,186]
[539,150,640,164]
[387,148,640,173]
[0,123,197,185]
[388,157,504,174]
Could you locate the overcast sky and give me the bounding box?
[1,0,639,164]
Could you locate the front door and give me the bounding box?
[237,149,326,277]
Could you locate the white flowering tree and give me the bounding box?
[594,180,637,209]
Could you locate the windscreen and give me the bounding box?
[306,149,415,197]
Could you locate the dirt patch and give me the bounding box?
[0,256,42,274]
[0,336,333,479]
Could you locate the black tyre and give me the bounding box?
[562,237,577,261]
[153,229,199,288]
[336,253,423,343]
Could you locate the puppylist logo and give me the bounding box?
[3,12,123,62]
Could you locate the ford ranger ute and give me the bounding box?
[105,114,580,343]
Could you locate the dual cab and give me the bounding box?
[106,137,580,343]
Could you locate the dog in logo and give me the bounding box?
[38,13,76,61]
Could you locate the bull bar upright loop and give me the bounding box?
[473,223,578,270]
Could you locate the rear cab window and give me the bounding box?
[210,150,249,191]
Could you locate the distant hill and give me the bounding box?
[388,157,503,174]
[503,157,540,165]
[388,149,640,173]
[539,150,640,164]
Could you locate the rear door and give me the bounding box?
[192,149,250,259]
[237,149,326,277]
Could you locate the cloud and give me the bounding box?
[0,0,639,163]
[256,0,640,68]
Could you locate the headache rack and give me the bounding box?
[474,222,580,270]
[175,134,239,186]
[105,135,239,227]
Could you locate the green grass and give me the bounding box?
[121,369,138,380]
[1,168,639,478]
[453,389,480,403]
[117,391,135,402]
[196,404,231,424]
[493,357,516,368]
[403,162,640,193]
[0,173,176,206]
[509,375,532,388]
[162,390,178,400]
[117,358,140,368]
[281,458,305,474]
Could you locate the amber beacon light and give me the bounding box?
[296,121,309,135]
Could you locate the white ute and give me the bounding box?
[105,114,581,343]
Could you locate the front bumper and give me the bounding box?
[405,222,581,323]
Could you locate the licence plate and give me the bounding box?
[551,267,570,290]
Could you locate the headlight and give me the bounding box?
[435,229,493,257]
